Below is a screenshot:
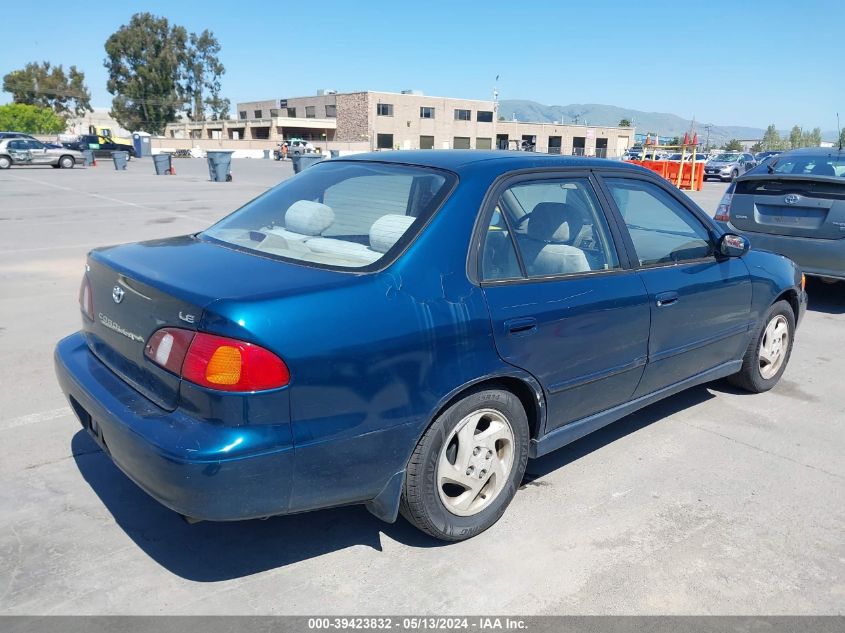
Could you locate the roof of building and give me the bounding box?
[339,149,646,173]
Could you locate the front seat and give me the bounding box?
[521,203,591,276]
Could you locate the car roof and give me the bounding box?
[338,150,647,175]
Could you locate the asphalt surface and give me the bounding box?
[0,158,842,615]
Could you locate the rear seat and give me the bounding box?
[305,213,416,265]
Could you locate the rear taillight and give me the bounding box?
[714,190,733,222]
[79,275,94,320]
[145,328,290,392]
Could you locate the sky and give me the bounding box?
[1,0,842,132]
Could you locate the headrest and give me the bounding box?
[370,214,415,254]
[527,203,582,243]
[285,200,334,236]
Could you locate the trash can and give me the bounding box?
[153,153,172,175]
[329,150,340,159]
[206,150,234,182]
[263,149,270,159]
[291,153,325,174]
[81,150,94,166]
[112,151,129,170]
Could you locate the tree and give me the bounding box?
[0,103,66,133]
[104,13,188,134]
[2,62,92,117]
[839,128,845,149]
[801,127,822,147]
[183,30,230,121]
[761,124,785,151]
[618,118,631,127]
[750,141,764,153]
[789,125,803,149]
[724,139,743,151]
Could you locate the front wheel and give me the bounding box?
[0,155,11,169]
[400,387,529,541]
[728,300,795,393]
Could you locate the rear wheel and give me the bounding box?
[400,387,529,541]
[728,300,795,393]
[59,155,75,169]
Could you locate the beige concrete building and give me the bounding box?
[165,90,634,157]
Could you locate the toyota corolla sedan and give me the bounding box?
[55,151,806,541]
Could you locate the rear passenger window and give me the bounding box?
[481,178,619,280]
[604,178,713,266]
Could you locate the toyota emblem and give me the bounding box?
[784,194,800,205]
[112,285,125,304]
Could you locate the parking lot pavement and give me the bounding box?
[0,159,843,615]
[684,180,730,216]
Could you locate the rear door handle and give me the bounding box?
[655,291,679,307]
[504,317,537,336]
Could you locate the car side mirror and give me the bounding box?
[718,233,750,258]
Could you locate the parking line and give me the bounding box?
[0,407,71,432]
[8,174,209,224]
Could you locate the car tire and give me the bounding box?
[0,155,11,169]
[728,300,795,393]
[730,169,739,181]
[400,386,529,541]
[59,156,75,169]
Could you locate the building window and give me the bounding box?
[453,136,471,149]
[286,107,296,117]
[377,103,393,116]
[454,109,471,121]
[238,111,247,120]
[377,133,394,149]
[477,110,494,122]
[325,104,337,118]
[420,106,435,119]
[269,108,280,117]
[254,109,262,119]
[476,137,492,150]
[305,106,316,118]
[420,135,434,149]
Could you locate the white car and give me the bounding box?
[285,139,315,155]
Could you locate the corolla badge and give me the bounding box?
[98,313,144,343]
[112,285,125,304]
[784,194,800,205]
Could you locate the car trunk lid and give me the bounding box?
[82,235,350,411]
[729,175,845,240]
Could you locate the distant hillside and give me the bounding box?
[498,100,767,145]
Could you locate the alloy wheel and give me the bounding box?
[437,408,515,516]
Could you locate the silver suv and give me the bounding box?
[704,152,757,182]
[0,138,83,169]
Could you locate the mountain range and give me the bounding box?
[497,100,838,145]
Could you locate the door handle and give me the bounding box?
[504,317,537,336]
[655,291,679,307]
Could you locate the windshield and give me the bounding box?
[203,161,456,270]
[712,153,740,162]
[767,153,845,177]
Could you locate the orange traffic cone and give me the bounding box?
[169,165,176,175]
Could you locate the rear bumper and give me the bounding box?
[54,332,295,521]
[732,227,845,280]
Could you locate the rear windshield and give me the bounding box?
[203,161,456,270]
[768,153,845,177]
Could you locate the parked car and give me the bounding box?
[285,139,315,156]
[0,131,63,148]
[666,153,708,162]
[55,151,806,541]
[704,152,757,181]
[61,134,135,158]
[715,147,845,281]
[755,150,783,162]
[0,137,83,169]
